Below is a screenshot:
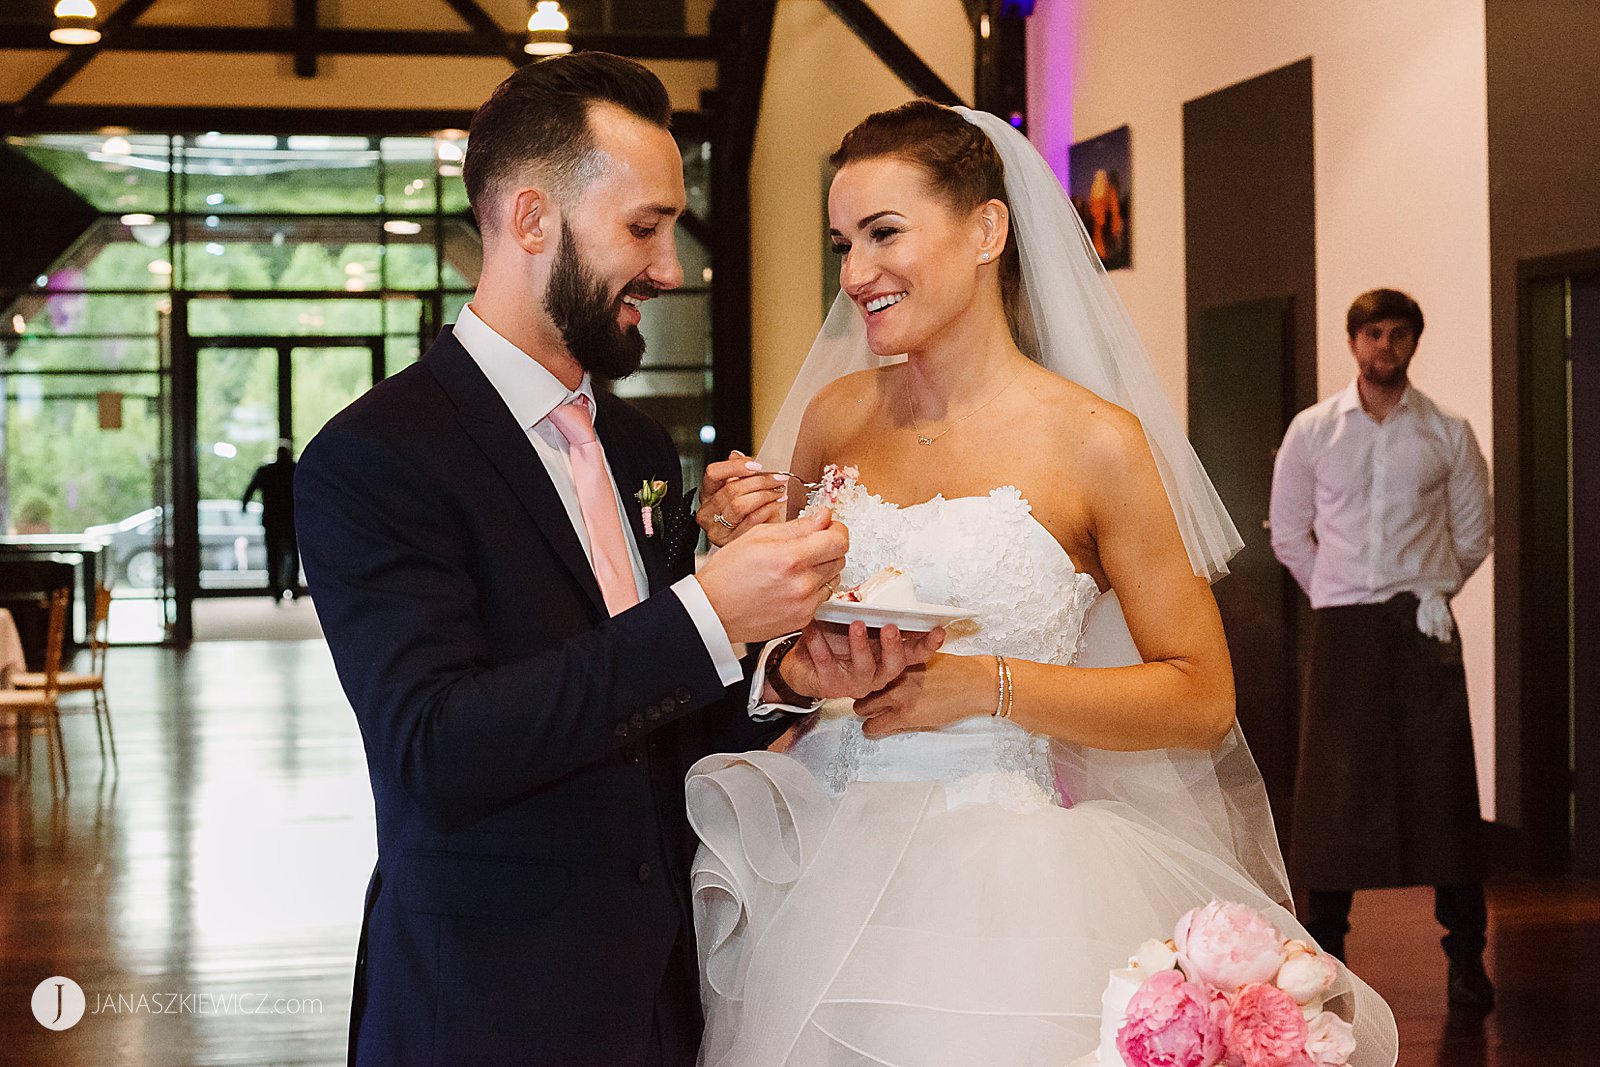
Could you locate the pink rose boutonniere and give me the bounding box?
[635,479,668,537]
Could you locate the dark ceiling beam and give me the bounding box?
[294,0,318,78]
[0,26,719,61]
[821,0,963,105]
[9,0,163,124]
[437,0,522,64]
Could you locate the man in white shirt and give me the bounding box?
[1270,288,1495,1014]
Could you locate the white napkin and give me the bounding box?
[1415,592,1455,643]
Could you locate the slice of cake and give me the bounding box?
[833,566,918,608]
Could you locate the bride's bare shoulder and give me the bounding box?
[806,365,898,414]
[1026,369,1147,467]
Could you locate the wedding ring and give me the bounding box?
[714,513,736,531]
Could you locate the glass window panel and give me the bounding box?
[2,336,159,374]
[7,292,167,342]
[380,137,442,214]
[383,297,423,338]
[385,335,423,373]
[291,346,375,448]
[3,385,163,536]
[177,218,384,292]
[638,292,710,368]
[194,345,276,591]
[675,226,711,289]
[8,134,174,215]
[179,135,381,214]
[188,298,383,337]
[442,292,472,326]
[681,140,711,221]
[3,370,160,401]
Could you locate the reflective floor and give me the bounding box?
[1,638,1596,1064]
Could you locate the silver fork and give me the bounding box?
[767,470,822,490]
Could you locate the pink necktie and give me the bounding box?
[545,396,640,617]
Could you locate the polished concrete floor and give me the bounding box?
[1,638,1596,1065]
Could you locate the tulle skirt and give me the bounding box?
[687,750,1397,1067]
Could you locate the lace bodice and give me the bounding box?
[787,472,1101,811]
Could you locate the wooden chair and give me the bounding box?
[0,587,70,794]
[13,581,116,766]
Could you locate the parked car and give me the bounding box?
[84,500,267,589]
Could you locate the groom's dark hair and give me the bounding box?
[463,52,672,228]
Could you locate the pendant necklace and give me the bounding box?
[906,366,1023,446]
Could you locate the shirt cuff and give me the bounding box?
[671,575,744,687]
[747,633,820,722]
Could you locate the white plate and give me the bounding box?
[814,599,972,632]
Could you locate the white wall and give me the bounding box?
[749,0,973,442]
[1030,0,1497,815]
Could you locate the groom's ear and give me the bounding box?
[508,187,551,256]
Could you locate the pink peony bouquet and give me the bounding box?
[1115,901,1354,1067]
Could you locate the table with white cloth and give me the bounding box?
[0,608,23,688]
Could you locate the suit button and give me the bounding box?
[674,685,692,704]
[624,744,644,764]
[636,862,654,883]
[630,712,645,729]
[614,723,629,739]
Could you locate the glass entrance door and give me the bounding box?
[192,338,380,595]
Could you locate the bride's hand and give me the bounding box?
[854,653,993,739]
[780,620,945,702]
[697,451,788,547]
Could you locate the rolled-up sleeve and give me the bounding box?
[1446,419,1493,588]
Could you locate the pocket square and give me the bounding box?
[661,490,701,575]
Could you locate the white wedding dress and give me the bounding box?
[687,477,1394,1066]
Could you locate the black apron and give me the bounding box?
[1290,592,1484,890]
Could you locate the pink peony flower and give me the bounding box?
[1303,1011,1356,1066]
[1115,969,1226,1067]
[1224,983,1313,1067]
[1175,902,1287,992]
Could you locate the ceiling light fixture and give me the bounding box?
[525,2,573,56]
[51,0,101,46]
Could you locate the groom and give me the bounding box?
[297,53,924,1066]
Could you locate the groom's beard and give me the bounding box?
[544,231,653,382]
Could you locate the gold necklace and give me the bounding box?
[906,367,1022,446]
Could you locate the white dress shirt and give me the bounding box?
[1269,380,1492,609]
[453,305,741,685]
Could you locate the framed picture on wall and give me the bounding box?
[1068,125,1132,271]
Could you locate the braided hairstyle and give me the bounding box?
[830,100,1023,339]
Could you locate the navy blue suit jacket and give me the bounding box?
[296,329,780,1065]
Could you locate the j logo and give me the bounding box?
[30,976,86,1031]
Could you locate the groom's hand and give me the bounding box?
[697,508,848,643]
[779,620,945,702]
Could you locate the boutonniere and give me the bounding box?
[635,479,669,537]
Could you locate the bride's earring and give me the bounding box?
[980,252,990,262]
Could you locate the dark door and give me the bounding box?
[1189,297,1300,835]
[1570,274,1600,872]
[1525,267,1600,874]
[191,339,380,595]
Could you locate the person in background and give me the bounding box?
[1269,288,1495,1014]
[242,441,300,602]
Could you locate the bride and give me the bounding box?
[688,101,1397,1066]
